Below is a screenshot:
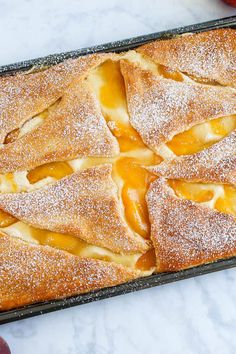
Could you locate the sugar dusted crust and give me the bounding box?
[0,53,117,144]
[0,165,149,254]
[0,232,140,310]
[149,130,236,186]
[0,79,119,173]
[137,28,236,87]
[120,60,236,154]
[147,178,236,272]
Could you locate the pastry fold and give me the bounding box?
[120,60,236,154]
[147,178,236,272]
[0,232,140,311]
[0,79,119,173]
[0,53,115,144]
[0,165,148,254]
[137,28,236,87]
[149,130,236,186]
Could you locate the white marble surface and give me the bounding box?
[0,1,236,353]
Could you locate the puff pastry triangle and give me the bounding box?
[0,53,115,144]
[147,177,236,272]
[0,232,140,310]
[0,165,148,254]
[0,79,119,173]
[137,28,236,87]
[149,130,236,186]
[120,60,236,155]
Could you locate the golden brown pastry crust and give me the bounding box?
[147,177,236,272]
[0,232,140,311]
[0,165,149,254]
[137,28,236,87]
[0,79,119,173]
[149,130,236,186]
[0,53,116,144]
[120,60,236,154]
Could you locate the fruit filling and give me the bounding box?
[136,248,156,271]
[90,59,164,242]
[169,180,214,203]
[0,209,17,228]
[215,186,236,217]
[158,64,183,82]
[170,180,236,217]
[167,115,236,155]
[0,213,151,270]
[98,60,127,109]
[115,156,158,239]
[27,161,73,183]
[109,121,146,152]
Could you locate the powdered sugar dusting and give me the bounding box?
[0,232,139,310]
[138,29,236,87]
[0,52,115,144]
[0,165,148,254]
[0,79,119,173]
[147,178,236,271]
[121,61,236,154]
[151,130,236,185]
[0,28,236,310]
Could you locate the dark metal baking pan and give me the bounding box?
[0,15,236,324]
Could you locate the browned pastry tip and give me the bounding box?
[0,79,119,173]
[0,232,140,311]
[149,130,236,186]
[0,52,116,144]
[0,164,149,255]
[120,60,236,154]
[146,177,236,272]
[137,28,236,87]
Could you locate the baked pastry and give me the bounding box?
[0,79,119,173]
[0,232,140,311]
[147,178,236,272]
[149,130,236,186]
[0,53,116,144]
[137,28,236,87]
[0,164,148,254]
[0,28,235,311]
[120,60,236,156]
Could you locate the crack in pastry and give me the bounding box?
[166,114,236,156]
[149,130,236,186]
[0,232,141,311]
[137,29,236,88]
[168,180,236,217]
[147,178,236,272]
[120,60,236,157]
[0,164,149,255]
[2,221,143,269]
